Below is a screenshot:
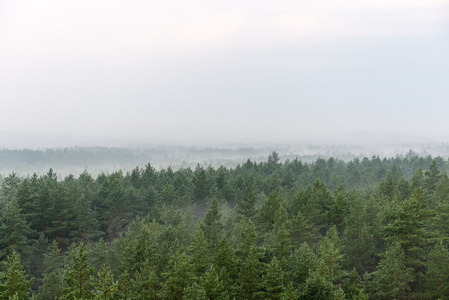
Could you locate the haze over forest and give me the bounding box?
[1,0,449,148]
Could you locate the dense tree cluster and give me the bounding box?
[1,151,449,299]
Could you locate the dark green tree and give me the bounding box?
[36,241,63,300]
[236,183,257,220]
[424,242,449,299]
[0,198,32,261]
[200,199,223,248]
[192,165,211,202]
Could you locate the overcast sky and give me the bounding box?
[1,0,448,146]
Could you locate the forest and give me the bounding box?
[1,151,449,299]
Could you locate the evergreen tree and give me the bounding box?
[262,257,284,300]
[290,210,318,247]
[0,251,33,300]
[0,198,32,261]
[61,243,95,300]
[192,165,211,202]
[318,226,344,283]
[161,250,195,300]
[329,187,348,235]
[259,191,281,231]
[238,247,262,300]
[200,265,228,300]
[424,242,449,299]
[424,160,441,192]
[383,187,433,295]
[200,199,223,248]
[371,242,413,299]
[236,183,257,220]
[93,267,117,300]
[289,242,318,288]
[189,230,209,278]
[36,241,63,300]
[298,270,334,300]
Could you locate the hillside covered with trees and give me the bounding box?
[1,151,449,299]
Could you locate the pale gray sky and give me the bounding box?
[1,0,448,146]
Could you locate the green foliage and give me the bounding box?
[162,250,195,300]
[239,247,263,300]
[94,266,116,300]
[36,241,63,300]
[1,152,449,299]
[0,199,32,261]
[371,242,413,299]
[61,243,95,300]
[0,251,33,300]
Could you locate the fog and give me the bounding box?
[1,0,449,149]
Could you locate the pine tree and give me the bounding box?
[36,240,63,300]
[259,192,281,231]
[183,282,208,300]
[289,242,318,288]
[290,211,317,247]
[329,187,348,235]
[161,250,195,300]
[371,242,413,299]
[343,195,376,274]
[214,235,238,298]
[192,165,211,202]
[318,226,344,283]
[0,198,32,261]
[424,242,449,299]
[200,265,228,300]
[236,183,257,220]
[0,251,33,300]
[383,187,433,295]
[200,199,223,249]
[189,230,210,278]
[238,247,262,300]
[61,243,95,300]
[114,271,132,300]
[262,257,284,300]
[93,266,117,300]
[298,270,334,300]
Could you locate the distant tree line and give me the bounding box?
[1,151,449,299]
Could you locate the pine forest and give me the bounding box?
[1,151,449,299]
